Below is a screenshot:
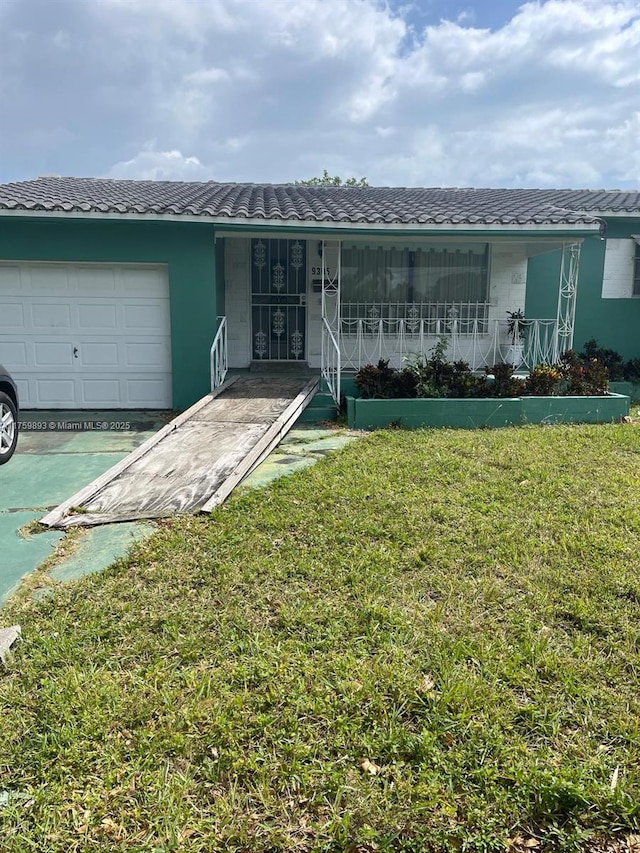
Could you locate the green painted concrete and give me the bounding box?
[520,394,630,424]
[526,221,640,361]
[297,392,338,423]
[49,523,153,583]
[347,396,522,430]
[0,218,218,409]
[242,427,360,490]
[0,412,160,604]
[346,394,629,430]
[0,512,64,605]
[341,375,359,397]
[1,452,128,511]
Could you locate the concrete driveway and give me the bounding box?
[0,411,167,604]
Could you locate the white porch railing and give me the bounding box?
[321,318,341,404]
[342,301,491,332]
[339,318,559,372]
[210,316,228,391]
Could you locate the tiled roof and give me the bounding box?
[0,177,638,226]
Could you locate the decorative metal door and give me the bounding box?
[251,239,307,361]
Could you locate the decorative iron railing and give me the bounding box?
[210,316,228,391]
[341,301,491,335]
[321,318,341,404]
[339,318,559,372]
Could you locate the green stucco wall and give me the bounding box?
[215,237,226,319]
[0,216,218,409]
[526,219,640,360]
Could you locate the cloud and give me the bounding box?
[105,147,212,181]
[183,67,231,86]
[0,0,638,188]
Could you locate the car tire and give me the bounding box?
[0,391,18,465]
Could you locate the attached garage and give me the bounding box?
[0,262,172,409]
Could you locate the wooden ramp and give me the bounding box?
[41,376,319,529]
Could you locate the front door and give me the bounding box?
[251,239,306,361]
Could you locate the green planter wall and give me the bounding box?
[609,381,640,400]
[519,394,629,424]
[345,394,630,430]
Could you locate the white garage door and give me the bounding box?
[0,262,172,409]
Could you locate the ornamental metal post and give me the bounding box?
[554,242,581,360]
[321,239,341,404]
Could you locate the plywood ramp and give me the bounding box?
[41,376,319,529]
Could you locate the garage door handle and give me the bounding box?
[73,347,78,358]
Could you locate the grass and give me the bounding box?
[1,423,639,852]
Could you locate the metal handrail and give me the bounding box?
[210,316,228,391]
[321,318,341,405]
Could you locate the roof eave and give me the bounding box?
[570,209,640,219]
[0,207,602,237]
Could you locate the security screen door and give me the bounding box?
[251,239,307,361]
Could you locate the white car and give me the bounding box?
[0,365,18,464]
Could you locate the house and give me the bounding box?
[0,178,638,410]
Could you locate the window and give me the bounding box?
[602,238,640,299]
[340,243,490,333]
[341,243,489,304]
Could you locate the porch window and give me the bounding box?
[341,243,490,333]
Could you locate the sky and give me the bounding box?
[0,0,638,189]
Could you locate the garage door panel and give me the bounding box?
[122,302,170,332]
[125,377,171,407]
[74,268,118,296]
[32,303,72,330]
[36,378,77,406]
[0,341,28,368]
[30,266,72,294]
[0,265,21,292]
[125,341,170,367]
[33,341,75,368]
[122,268,169,296]
[0,262,172,408]
[81,342,120,367]
[81,379,122,406]
[0,303,25,330]
[77,303,119,331]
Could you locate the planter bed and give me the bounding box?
[345,393,630,431]
[609,380,640,400]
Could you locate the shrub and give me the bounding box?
[524,364,564,396]
[355,347,610,400]
[355,360,417,399]
[485,363,526,398]
[560,349,609,396]
[579,338,624,380]
[405,339,488,398]
[624,358,640,383]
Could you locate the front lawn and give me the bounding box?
[1,424,639,852]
